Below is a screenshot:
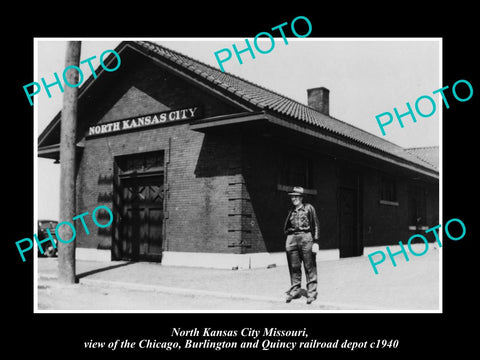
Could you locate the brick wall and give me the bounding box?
[362,170,409,247]
[75,59,243,257]
[362,169,439,247]
[77,121,439,257]
[77,124,249,255]
[242,135,340,252]
[240,133,439,253]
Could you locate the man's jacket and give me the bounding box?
[283,203,320,241]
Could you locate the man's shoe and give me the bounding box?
[286,293,301,303]
[306,296,316,305]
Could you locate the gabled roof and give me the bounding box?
[132,41,438,174]
[39,40,439,177]
[405,146,439,170]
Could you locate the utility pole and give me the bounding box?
[58,41,81,284]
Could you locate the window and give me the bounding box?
[116,151,164,175]
[380,177,398,205]
[279,151,313,189]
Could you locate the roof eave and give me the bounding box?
[263,113,439,180]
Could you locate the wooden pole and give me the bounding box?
[58,41,81,284]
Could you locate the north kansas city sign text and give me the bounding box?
[87,106,200,137]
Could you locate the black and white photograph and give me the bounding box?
[7,8,477,356]
[35,38,441,312]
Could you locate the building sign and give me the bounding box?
[87,106,200,137]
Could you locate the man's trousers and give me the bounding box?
[285,232,318,298]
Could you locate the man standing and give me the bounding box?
[283,186,320,304]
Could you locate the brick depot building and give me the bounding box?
[38,41,439,268]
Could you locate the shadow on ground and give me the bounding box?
[76,261,135,281]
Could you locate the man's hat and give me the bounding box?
[288,186,305,196]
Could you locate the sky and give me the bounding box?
[35,38,441,220]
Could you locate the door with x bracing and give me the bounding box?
[120,175,164,261]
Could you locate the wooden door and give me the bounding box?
[408,185,427,231]
[337,168,363,258]
[120,176,164,261]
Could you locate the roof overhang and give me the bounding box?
[37,144,60,160]
[190,111,439,181]
[37,142,85,161]
[190,111,268,131]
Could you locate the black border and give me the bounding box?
[7,5,477,356]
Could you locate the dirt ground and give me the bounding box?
[36,247,440,312]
